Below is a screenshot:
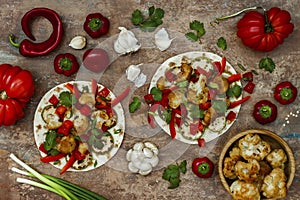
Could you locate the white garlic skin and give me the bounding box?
[126,141,159,175]
[114,27,141,55]
[69,36,87,50]
[154,28,173,51]
[126,63,147,88]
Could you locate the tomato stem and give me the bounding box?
[211,6,265,25]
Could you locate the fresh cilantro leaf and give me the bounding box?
[227,84,242,98]
[43,130,57,151]
[151,8,165,19]
[59,91,72,107]
[132,9,143,25]
[162,109,172,124]
[168,177,180,189]
[217,37,227,50]
[150,87,162,101]
[140,21,158,32]
[48,149,59,156]
[148,6,155,16]
[190,20,203,31]
[179,160,187,174]
[129,97,141,113]
[259,57,275,73]
[185,32,198,42]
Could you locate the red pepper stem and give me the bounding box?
[8,34,21,48]
[212,6,265,25]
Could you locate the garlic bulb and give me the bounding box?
[154,28,174,51]
[126,141,159,175]
[69,36,87,50]
[114,27,141,55]
[126,63,147,87]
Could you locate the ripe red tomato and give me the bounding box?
[237,7,294,51]
[0,64,35,126]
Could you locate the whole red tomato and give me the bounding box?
[83,48,110,73]
[0,64,35,126]
[237,7,294,51]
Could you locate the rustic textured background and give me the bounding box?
[0,0,299,199]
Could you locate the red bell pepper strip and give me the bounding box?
[83,13,110,38]
[65,83,81,99]
[9,7,63,57]
[244,81,255,94]
[60,153,76,175]
[55,105,67,116]
[197,138,205,147]
[242,71,253,82]
[226,111,237,123]
[192,157,214,178]
[148,104,159,128]
[98,87,110,98]
[111,86,130,106]
[169,109,176,139]
[54,53,79,77]
[144,94,155,104]
[228,95,251,109]
[57,120,74,135]
[274,81,297,105]
[227,73,242,84]
[199,102,211,110]
[49,94,59,106]
[40,153,65,163]
[221,57,226,73]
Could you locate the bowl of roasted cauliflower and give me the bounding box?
[218,129,295,200]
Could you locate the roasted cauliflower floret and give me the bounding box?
[157,76,165,90]
[266,149,287,169]
[223,157,238,179]
[230,180,260,200]
[56,134,76,154]
[176,63,192,82]
[73,109,89,134]
[235,159,260,182]
[79,92,96,106]
[91,110,117,130]
[238,133,271,161]
[168,90,185,109]
[229,147,242,161]
[256,161,272,190]
[261,168,287,199]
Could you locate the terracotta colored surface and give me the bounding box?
[0,0,299,199]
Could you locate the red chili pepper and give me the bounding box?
[199,102,211,110]
[98,87,110,98]
[91,79,98,96]
[40,153,65,163]
[38,143,48,154]
[227,73,242,84]
[226,111,237,123]
[49,94,59,106]
[242,71,254,82]
[169,109,176,139]
[111,86,130,106]
[84,13,110,38]
[60,153,76,175]
[9,7,63,57]
[244,81,256,94]
[274,81,297,105]
[197,138,205,147]
[253,100,277,124]
[192,157,214,178]
[74,149,87,161]
[54,53,79,76]
[229,95,251,109]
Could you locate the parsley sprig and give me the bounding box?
[162,160,187,189]
[259,57,275,73]
[185,20,206,42]
[131,6,165,32]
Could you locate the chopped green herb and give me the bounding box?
[185,20,205,42]
[259,57,275,73]
[237,63,246,71]
[59,91,73,107]
[131,6,165,32]
[227,84,242,98]
[150,87,162,101]
[43,130,58,151]
[217,37,227,50]
[162,160,187,189]
[129,97,141,113]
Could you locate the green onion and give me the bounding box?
[10,154,106,200]
[237,63,246,71]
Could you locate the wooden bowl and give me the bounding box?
[218,129,295,199]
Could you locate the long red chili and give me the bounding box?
[9,7,64,57]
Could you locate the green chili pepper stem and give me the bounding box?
[89,18,102,31]
[198,162,210,175]
[212,6,265,25]
[259,105,272,119]
[8,34,21,48]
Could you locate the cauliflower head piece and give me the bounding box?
[230,180,261,200]
[261,168,287,199]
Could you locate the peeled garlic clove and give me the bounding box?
[126,149,133,161]
[144,142,159,155]
[133,73,147,88]
[114,27,141,55]
[143,147,154,158]
[155,28,173,51]
[133,142,144,152]
[128,162,139,173]
[145,155,159,167]
[126,64,142,82]
[139,168,152,176]
[130,150,144,162]
[138,162,152,175]
[69,36,86,50]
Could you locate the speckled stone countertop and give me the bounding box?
[0,0,299,199]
